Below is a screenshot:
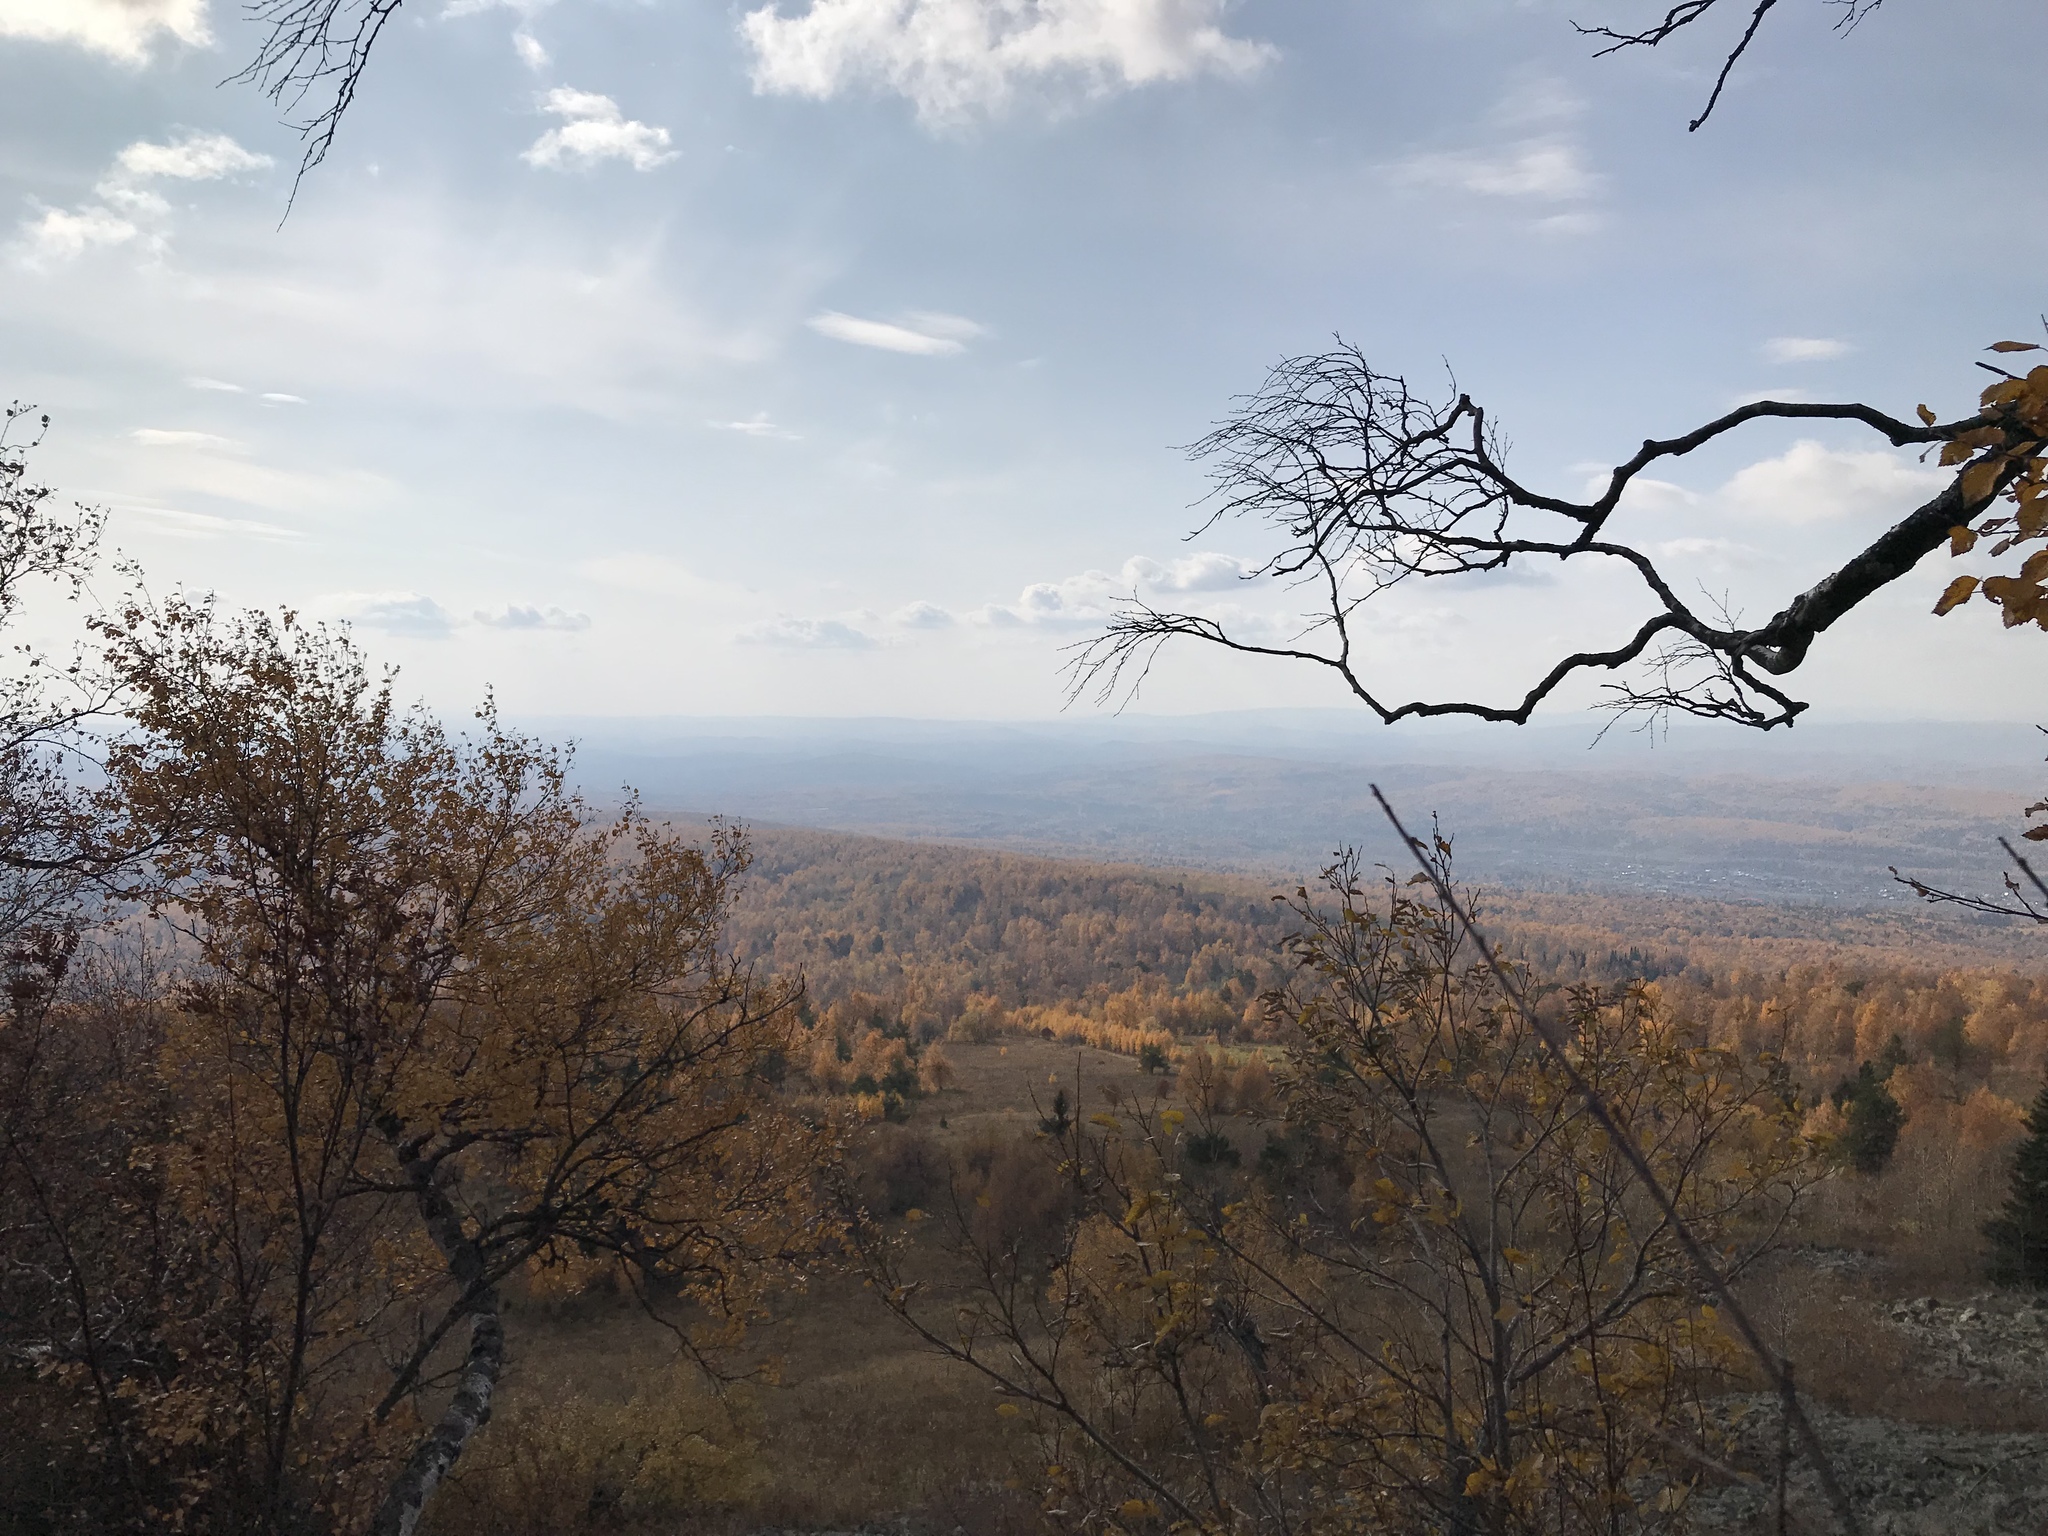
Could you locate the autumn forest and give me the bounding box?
[7,562,2048,1534]
[11,3,2048,1533]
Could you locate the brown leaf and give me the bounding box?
[1948,525,1980,556]
[1961,460,2003,505]
[1932,575,1979,616]
[1989,341,2044,353]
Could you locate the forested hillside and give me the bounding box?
[729,823,2048,1088]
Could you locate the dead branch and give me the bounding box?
[1068,342,2027,732]
[231,0,407,198]
[1575,0,1885,130]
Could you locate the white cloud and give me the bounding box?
[742,0,1274,124]
[115,132,271,181]
[15,205,138,265]
[973,551,1258,626]
[474,603,591,631]
[1721,440,1944,525]
[709,411,800,438]
[320,592,459,638]
[1601,474,1701,515]
[1124,551,1252,591]
[523,88,677,172]
[187,376,242,392]
[122,505,301,542]
[1651,535,1760,569]
[1764,336,1852,364]
[1594,441,1943,529]
[0,0,209,62]
[735,614,880,648]
[576,553,747,603]
[1490,75,1586,129]
[131,427,241,449]
[807,309,982,355]
[12,129,272,269]
[512,30,549,69]
[891,599,955,628]
[261,392,307,404]
[1393,140,1600,201]
[1386,79,1601,225]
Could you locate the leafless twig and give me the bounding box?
[231,0,406,205]
[1575,0,1885,130]
[1372,782,1865,1536]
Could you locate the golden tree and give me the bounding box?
[82,597,835,1535]
[864,844,1817,1535]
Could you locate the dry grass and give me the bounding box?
[427,1038,2047,1533]
[425,1271,1043,1536]
[423,1040,1152,1536]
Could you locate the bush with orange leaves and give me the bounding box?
[859,847,1820,1536]
[0,600,838,1536]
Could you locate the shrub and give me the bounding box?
[420,1365,763,1536]
[1833,1060,1905,1173]
[1987,1079,2048,1288]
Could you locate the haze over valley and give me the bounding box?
[549,711,2045,906]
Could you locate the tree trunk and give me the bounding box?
[367,1292,502,1536]
[372,1129,504,1536]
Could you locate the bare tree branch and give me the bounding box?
[231,0,408,202]
[1575,0,1885,130]
[1069,343,2028,732]
[1893,715,2048,928]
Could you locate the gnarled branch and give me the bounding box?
[1068,343,2028,732]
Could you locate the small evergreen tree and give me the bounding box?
[1831,1061,1904,1175]
[1986,1080,2048,1288]
[1038,1088,1072,1137]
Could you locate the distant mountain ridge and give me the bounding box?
[517,711,2045,908]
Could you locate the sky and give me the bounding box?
[1,0,2044,725]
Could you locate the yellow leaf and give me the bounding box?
[1933,574,1979,616]
[1961,460,2004,506]
[1203,1412,1228,1428]
[1502,1246,1530,1265]
[1917,403,1937,426]
[1119,1499,1159,1521]
[996,1402,1021,1418]
[1949,524,1980,556]
[904,1207,924,1222]
[1495,1300,1522,1324]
